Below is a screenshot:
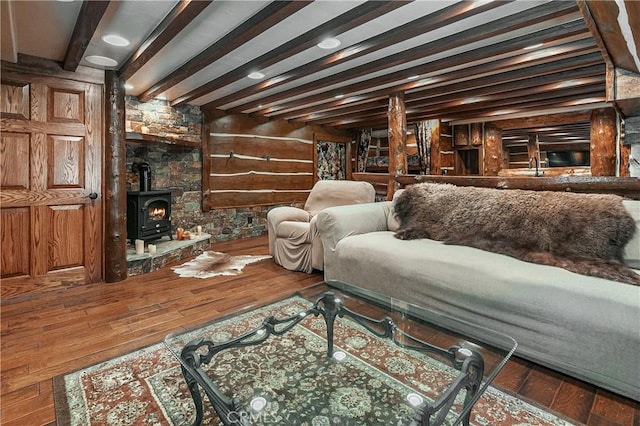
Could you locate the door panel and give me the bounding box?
[0,81,30,120]
[48,87,84,124]
[48,205,84,270]
[0,132,30,189]
[0,208,30,277]
[48,135,84,188]
[0,75,102,298]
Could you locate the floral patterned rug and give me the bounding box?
[54,296,576,426]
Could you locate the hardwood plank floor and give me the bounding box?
[1,235,638,425]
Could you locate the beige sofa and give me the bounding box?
[316,198,640,400]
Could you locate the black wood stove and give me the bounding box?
[127,162,172,242]
[127,190,172,242]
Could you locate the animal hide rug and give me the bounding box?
[172,251,272,279]
[393,183,640,285]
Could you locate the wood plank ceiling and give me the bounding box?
[3,0,638,148]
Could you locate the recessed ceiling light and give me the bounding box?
[318,38,341,49]
[124,83,134,90]
[407,75,419,80]
[102,34,130,47]
[85,55,118,67]
[334,94,344,99]
[248,71,265,80]
[156,95,167,100]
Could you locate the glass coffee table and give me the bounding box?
[164,280,517,426]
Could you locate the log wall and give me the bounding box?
[204,111,350,209]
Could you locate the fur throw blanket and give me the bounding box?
[393,183,640,285]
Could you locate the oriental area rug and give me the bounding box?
[54,297,576,426]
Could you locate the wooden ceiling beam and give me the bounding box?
[266,45,602,121]
[286,98,390,123]
[205,0,505,110]
[332,94,605,130]
[62,0,110,71]
[411,93,605,124]
[308,83,603,127]
[403,82,605,119]
[230,1,581,114]
[406,64,603,105]
[494,111,594,130]
[171,1,409,106]
[581,0,638,73]
[138,1,312,102]
[251,22,593,117]
[278,64,603,122]
[118,0,212,81]
[300,70,604,126]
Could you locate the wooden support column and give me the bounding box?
[104,71,128,282]
[590,107,617,176]
[484,123,503,176]
[527,133,537,162]
[425,120,441,175]
[387,92,407,199]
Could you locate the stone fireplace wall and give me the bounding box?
[125,96,275,242]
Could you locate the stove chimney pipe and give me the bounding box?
[132,162,152,192]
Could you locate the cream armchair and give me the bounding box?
[267,180,375,272]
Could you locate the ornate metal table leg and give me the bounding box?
[182,365,206,426]
[319,291,340,357]
[459,349,484,426]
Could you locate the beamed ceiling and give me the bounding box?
[2,0,639,148]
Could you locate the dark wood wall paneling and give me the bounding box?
[204,111,351,209]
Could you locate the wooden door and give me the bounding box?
[1,74,103,299]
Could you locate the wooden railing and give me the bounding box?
[353,173,640,200]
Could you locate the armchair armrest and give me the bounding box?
[316,202,391,268]
[267,206,311,255]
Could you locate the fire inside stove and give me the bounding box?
[148,207,166,220]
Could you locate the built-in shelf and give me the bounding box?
[126,132,200,149]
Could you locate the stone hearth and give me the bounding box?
[127,233,211,276]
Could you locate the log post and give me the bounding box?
[470,122,482,146]
[590,107,617,176]
[527,133,537,163]
[104,71,128,282]
[387,92,407,199]
[424,120,441,175]
[620,144,631,176]
[484,123,503,176]
[454,124,470,147]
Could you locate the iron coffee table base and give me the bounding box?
[177,291,485,426]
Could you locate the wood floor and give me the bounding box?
[1,235,638,425]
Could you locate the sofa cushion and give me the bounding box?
[393,183,639,285]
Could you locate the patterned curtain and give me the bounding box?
[355,129,372,173]
[415,120,438,175]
